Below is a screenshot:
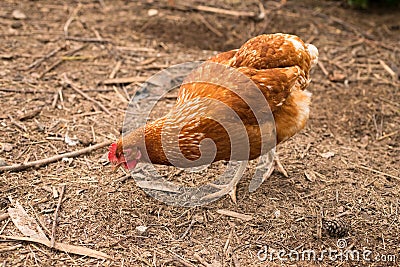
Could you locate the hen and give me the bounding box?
[108,33,318,201]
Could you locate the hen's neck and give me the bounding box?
[141,117,171,165]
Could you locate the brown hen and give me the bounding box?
[108,33,318,201]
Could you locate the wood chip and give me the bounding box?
[216,209,253,221]
[304,170,316,182]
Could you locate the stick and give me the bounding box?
[216,209,253,222]
[0,88,53,94]
[175,3,257,18]
[357,164,400,181]
[0,235,111,260]
[173,257,196,267]
[196,14,223,37]
[65,36,110,43]
[39,45,87,79]
[64,4,82,37]
[0,140,112,173]
[50,185,66,248]
[101,76,149,85]
[8,115,26,132]
[193,253,213,267]
[62,74,111,115]
[109,60,122,79]
[26,46,65,70]
[0,244,23,253]
[379,59,397,79]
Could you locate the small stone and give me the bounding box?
[12,10,27,20]
[147,9,158,16]
[274,209,281,218]
[136,225,148,234]
[320,151,335,159]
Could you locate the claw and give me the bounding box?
[228,186,237,204]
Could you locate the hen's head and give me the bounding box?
[108,141,142,171]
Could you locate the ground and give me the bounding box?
[0,0,399,266]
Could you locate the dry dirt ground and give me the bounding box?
[1,0,400,266]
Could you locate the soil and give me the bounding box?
[1,0,399,266]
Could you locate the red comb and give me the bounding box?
[108,143,118,162]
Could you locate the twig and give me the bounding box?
[0,88,53,94]
[357,164,400,181]
[0,235,111,260]
[179,219,196,240]
[379,97,400,108]
[376,130,398,141]
[65,36,110,43]
[39,45,87,79]
[216,209,253,222]
[175,3,257,18]
[173,256,196,267]
[317,61,329,77]
[62,74,111,115]
[193,253,213,267]
[109,61,122,79]
[196,14,223,37]
[50,185,66,248]
[0,244,23,253]
[26,46,65,70]
[8,115,26,132]
[379,59,397,79]
[0,140,112,173]
[51,89,60,108]
[64,4,82,38]
[101,76,149,85]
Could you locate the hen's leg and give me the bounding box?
[201,161,247,204]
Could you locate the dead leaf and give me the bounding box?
[8,202,49,241]
[0,235,111,260]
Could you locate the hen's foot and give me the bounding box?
[262,154,288,181]
[201,161,247,204]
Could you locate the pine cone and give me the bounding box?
[322,218,349,238]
